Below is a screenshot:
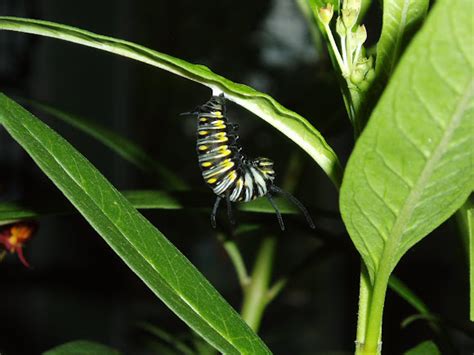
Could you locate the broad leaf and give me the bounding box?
[25,99,188,190]
[376,0,429,84]
[357,0,429,130]
[0,94,270,354]
[340,0,474,281]
[43,340,120,355]
[0,16,342,188]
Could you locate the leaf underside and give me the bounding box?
[376,0,429,84]
[340,0,474,281]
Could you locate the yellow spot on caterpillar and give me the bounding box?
[198,145,208,151]
[219,159,234,169]
[199,117,207,122]
[227,170,237,181]
[198,130,208,136]
[213,111,223,118]
[211,120,226,129]
[207,178,217,184]
[201,162,212,167]
[215,132,227,142]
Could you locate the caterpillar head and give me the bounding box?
[253,157,275,182]
[209,94,226,111]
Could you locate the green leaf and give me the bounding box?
[340,0,474,281]
[0,190,306,223]
[24,99,188,190]
[404,340,440,355]
[0,94,270,354]
[355,0,429,131]
[388,275,431,315]
[456,197,474,321]
[0,16,342,188]
[43,340,120,355]
[389,276,459,351]
[376,0,429,84]
[138,322,196,355]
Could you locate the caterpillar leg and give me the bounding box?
[228,123,239,131]
[267,194,285,231]
[211,196,222,228]
[225,192,236,225]
[270,186,315,229]
[179,110,198,116]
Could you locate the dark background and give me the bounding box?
[0,1,472,354]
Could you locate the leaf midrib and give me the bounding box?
[387,0,411,76]
[2,100,242,353]
[377,79,473,274]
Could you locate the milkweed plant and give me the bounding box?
[0,0,472,354]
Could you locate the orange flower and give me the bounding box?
[0,221,37,267]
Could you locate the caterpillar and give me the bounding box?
[183,93,315,231]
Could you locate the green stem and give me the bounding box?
[240,236,277,332]
[359,267,391,354]
[324,23,347,74]
[218,234,250,288]
[355,264,372,353]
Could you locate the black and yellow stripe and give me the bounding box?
[186,94,314,231]
[195,95,274,202]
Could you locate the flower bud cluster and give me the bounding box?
[315,0,374,91]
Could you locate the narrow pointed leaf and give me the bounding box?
[0,16,342,188]
[25,99,188,190]
[0,93,270,354]
[340,0,474,281]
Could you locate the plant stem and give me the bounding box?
[357,264,391,355]
[324,23,347,74]
[355,264,372,354]
[218,234,250,288]
[240,236,277,332]
[345,30,353,72]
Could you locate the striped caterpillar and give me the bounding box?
[184,94,315,231]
